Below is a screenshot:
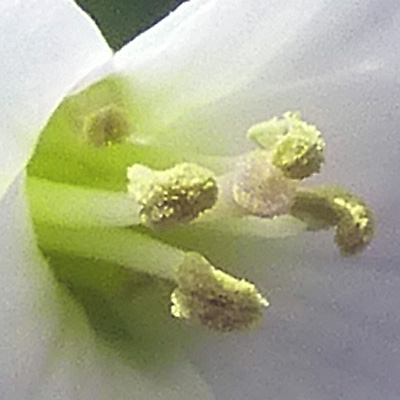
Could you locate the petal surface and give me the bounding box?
[0,0,112,198]
[0,175,213,400]
[0,174,59,398]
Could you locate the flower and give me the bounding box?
[1,0,399,399]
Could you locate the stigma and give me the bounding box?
[231,150,297,217]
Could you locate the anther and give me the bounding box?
[83,104,130,147]
[272,132,324,180]
[170,253,269,332]
[247,112,325,180]
[127,163,218,228]
[290,186,374,255]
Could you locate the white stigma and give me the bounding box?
[222,151,297,218]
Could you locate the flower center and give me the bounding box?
[25,76,375,364]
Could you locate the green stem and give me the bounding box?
[27,177,141,228]
[35,223,184,281]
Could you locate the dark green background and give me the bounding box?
[76,0,187,50]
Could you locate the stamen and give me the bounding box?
[247,112,325,180]
[127,163,218,228]
[334,197,374,255]
[171,253,269,332]
[83,104,131,147]
[231,151,297,218]
[290,187,374,255]
[272,132,324,180]
[247,117,288,149]
[27,177,141,228]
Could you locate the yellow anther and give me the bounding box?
[127,163,218,228]
[333,196,374,255]
[247,112,325,180]
[83,104,130,147]
[272,133,324,180]
[247,117,288,149]
[171,253,269,332]
[290,186,374,255]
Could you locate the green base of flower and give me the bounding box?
[27,76,181,192]
[25,76,197,367]
[43,249,190,369]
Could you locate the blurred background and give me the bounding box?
[76,0,187,50]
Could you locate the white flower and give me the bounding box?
[1,0,399,399]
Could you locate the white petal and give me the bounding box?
[0,174,59,398]
[0,0,112,198]
[0,175,213,399]
[109,0,400,156]
[34,339,213,400]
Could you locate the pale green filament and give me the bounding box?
[290,186,374,255]
[171,252,269,332]
[36,224,184,281]
[27,177,141,228]
[127,163,218,228]
[38,222,270,332]
[83,104,131,147]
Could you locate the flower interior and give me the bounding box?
[25,75,374,367]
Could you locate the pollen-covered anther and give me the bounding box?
[290,187,374,255]
[333,196,374,255]
[247,112,325,180]
[127,163,218,228]
[247,117,288,149]
[83,104,130,147]
[170,253,269,332]
[272,133,325,180]
[271,113,325,180]
[232,151,297,218]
